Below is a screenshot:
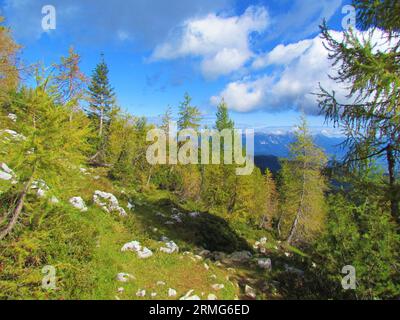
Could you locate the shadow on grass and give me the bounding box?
[132,197,252,253]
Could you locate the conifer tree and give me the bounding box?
[318,0,400,222]
[54,47,87,120]
[0,16,20,101]
[278,117,327,244]
[88,54,115,161]
[0,74,92,240]
[177,93,201,131]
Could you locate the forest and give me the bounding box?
[0,0,399,300]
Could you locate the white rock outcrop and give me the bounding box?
[0,129,26,141]
[93,190,127,217]
[159,241,179,254]
[31,179,49,198]
[257,258,272,270]
[8,113,17,122]
[69,197,88,212]
[121,240,153,259]
[168,288,177,297]
[0,163,17,184]
[116,273,134,282]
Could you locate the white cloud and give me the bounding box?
[213,29,392,114]
[211,31,345,114]
[151,6,269,78]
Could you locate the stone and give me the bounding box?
[50,196,59,204]
[204,263,210,270]
[0,164,18,185]
[117,287,124,293]
[0,129,26,141]
[207,294,217,300]
[31,180,50,198]
[151,292,157,298]
[93,190,127,217]
[69,197,87,212]
[189,211,200,218]
[284,264,304,276]
[157,281,166,286]
[136,289,146,297]
[257,258,272,270]
[121,240,153,259]
[7,113,17,122]
[245,285,256,299]
[211,284,224,290]
[160,241,179,254]
[229,251,252,263]
[168,288,177,297]
[127,202,134,211]
[116,273,134,282]
[121,241,142,252]
[138,247,153,259]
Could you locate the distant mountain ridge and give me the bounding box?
[253,132,347,159]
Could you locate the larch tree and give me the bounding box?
[54,47,88,121]
[278,117,328,244]
[0,73,92,240]
[317,0,400,223]
[0,16,20,101]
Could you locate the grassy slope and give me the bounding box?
[1,167,315,300]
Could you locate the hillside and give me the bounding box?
[0,167,319,300]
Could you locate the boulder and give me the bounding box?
[93,190,127,217]
[31,179,49,198]
[136,289,146,297]
[121,240,153,259]
[116,273,134,283]
[160,241,179,254]
[257,258,272,270]
[0,129,26,141]
[245,285,256,299]
[69,197,88,212]
[0,163,17,184]
[168,288,177,297]
[7,113,17,122]
[189,212,200,218]
[228,251,252,263]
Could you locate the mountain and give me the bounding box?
[253,131,347,160]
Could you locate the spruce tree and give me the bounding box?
[88,54,115,161]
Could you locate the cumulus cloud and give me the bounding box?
[211,31,346,114]
[151,6,269,78]
[212,28,392,114]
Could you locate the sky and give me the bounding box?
[0,0,353,133]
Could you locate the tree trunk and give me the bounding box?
[287,160,307,245]
[99,106,104,138]
[0,176,34,240]
[386,144,399,223]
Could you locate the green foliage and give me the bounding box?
[0,202,97,300]
[315,193,400,299]
[177,93,201,131]
[278,117,328,243]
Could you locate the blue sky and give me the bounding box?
[0,0,352,132]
